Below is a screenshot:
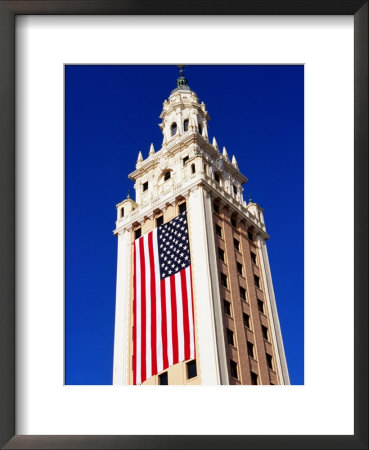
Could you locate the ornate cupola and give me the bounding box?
[159,66,210,144]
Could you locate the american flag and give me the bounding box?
[133,211,195,385]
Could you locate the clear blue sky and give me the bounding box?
[65,65,304,385]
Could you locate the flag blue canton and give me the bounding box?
[158,211,191,279]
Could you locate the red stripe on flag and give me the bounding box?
[148,232,157,375]
[160,278,169,370]
[180,269,191,361]
[139,238,146,383]
[189,266,196,358]
[133,243,137,385]
[170,275,179,365]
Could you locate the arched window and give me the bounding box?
[198,123,203,135]
[191,163,196,174]
[183,119,189,132]
[170,122,177,136]
[164,171,171,182]
[214,173,220,183]
[120,207,124,218]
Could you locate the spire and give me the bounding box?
[137,151,143,163]
[176,65,189,88]
[248,193,252,203]
[222,146,229,161]
[232,154,239,169]
[127,189,131,199]
[212,137,219,150]
[149,143,155,156]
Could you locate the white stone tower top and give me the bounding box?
[119,67,260,224]
[115,67,267,238]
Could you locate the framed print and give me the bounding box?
[0,1,367,449]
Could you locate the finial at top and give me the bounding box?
[127,190,131,199]
[176,65,189,88]
[248,193,253,203]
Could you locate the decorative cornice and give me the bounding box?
[114,175,267,239]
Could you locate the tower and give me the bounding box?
[113,68,290,385]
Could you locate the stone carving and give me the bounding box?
[159,157,168,171]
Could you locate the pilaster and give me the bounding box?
[188,185,228,384]
[112,229,132,385]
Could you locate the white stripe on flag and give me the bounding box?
[165,276,173,367]
[186,267,195,359]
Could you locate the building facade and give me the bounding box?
[113,69,290,385]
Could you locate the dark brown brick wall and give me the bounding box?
[213,203,280,385]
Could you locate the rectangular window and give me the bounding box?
[179,202,187,213]
[262,325,269,340]
[164,171,171,181]
[220,273,228,288]
[134,228,141,239]
[240,286,246,301]
[214,173,220,183]
[243,312,250,328]
[230,360,238,379]
[266,354,273,370]
[233,238,240,251]
[247,341,254,358]
[215,224,222,238]
[186,360,197,379]
[257,299,264,313]
[183,155,189,165]
[142,181,148,192]
[231,217,237,228]
[254,275,260,288]
[159,372,168,385]
[248,231,254,241]
[218,247,225,262]
[223,300,231,316]
[226,328,235,346]
[251,372,258,385]
[236,262,243,276]
[156,216,164,227]
[233,185,237,195]
[251,251,257,264]
[213,202,220,214]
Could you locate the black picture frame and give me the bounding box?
[0,1,367,449]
